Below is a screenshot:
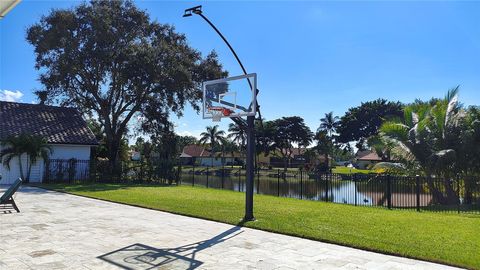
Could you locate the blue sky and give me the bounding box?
[1,1,480,140]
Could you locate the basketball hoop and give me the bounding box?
[208,106,234,122]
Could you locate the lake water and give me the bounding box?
[179,173,428,208]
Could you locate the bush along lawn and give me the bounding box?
[38,183,480,269]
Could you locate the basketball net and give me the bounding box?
[208,106,234,122]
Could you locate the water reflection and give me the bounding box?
[180,171,478,211]
[180,174,375,206]
[330,181,372,205]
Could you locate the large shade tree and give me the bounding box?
[255,119,275,168]
[270,116,313,172]
[176,135,198,155]
[336,99,403,150]
[27,0,226,170]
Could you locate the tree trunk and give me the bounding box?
[18,155,26,183]
[426,176,450,205]
[443,178,458,205]
[26,158,33,183]
[222,148,224,167]
[325,153,329,170]
[464,175,473,204]
[106,136,121,182]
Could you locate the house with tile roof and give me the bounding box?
[0,101,98,184]
[180,144,243,166]
[355,150,383,169]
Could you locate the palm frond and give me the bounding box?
[380,122,409,141]
[445,92,460,129]
[372,162,406,174]
[1,153,15,170]
[445,85,460,103]
[384,137,415,162]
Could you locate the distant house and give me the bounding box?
[268,148,308,168]
[355,150,382,169]
[0,101,98,184]
[258,148,328,168]
[179,145,210,165]
[179,144,241,166]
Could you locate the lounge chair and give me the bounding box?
[0,178,22,213]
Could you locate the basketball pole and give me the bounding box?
[244,115,255,221]
[184,5,256,221]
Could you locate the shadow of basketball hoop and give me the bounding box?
[98,225,244,270]
[98,243,202,270]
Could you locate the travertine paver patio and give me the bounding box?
[0,186,462,270]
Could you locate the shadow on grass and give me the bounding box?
[98,224,244,270]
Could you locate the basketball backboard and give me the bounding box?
[202,73,257,121]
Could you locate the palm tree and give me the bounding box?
[199,125,226,167]
[228,123,246,155]
[221,139,238,168]
[1,134,52,183]
[318,112,339,137]
[317,112,339,170]
[315,130,333,172]
[378,87,462,203]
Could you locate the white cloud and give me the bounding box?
[172,120,189,128]
[0,90,23,102]
[177,130,194,137]
[176,130,202,139]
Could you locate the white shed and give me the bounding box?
[0,101,98,184]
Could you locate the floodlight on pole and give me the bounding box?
[183,5,263,125]
[183,5,202,17]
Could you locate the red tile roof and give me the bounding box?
[181,145,210,157]
[356,150,382,161]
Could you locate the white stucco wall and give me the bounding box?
[0,144,92,184]
[49,144,91,160]
[198,157,236,167]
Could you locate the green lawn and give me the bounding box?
[181,165,373,175]
[38,183,479,269]
[332,166,373,174]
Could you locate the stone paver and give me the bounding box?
[0,186,462,270]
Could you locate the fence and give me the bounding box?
[43,159,178,185]
[43,159,480,214]
[44,159,91,183]
[179,165,480,214]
